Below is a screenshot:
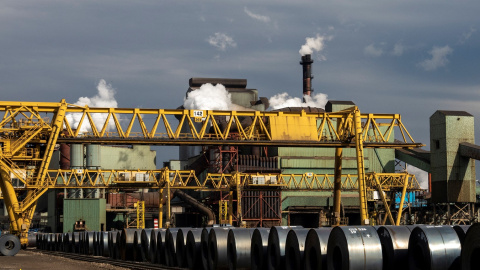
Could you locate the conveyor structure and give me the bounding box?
[0,100,423,245]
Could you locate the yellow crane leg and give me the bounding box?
[396,175,409,225]
[236,174,242,226]
[159,188,163,228]
[354,108,369,225]
[228,190,233,225]
[333,147,343,226]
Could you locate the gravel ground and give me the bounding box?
[0,249,128,270]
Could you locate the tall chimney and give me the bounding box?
[300,54,314,100]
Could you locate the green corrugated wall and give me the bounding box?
[63,199,106,232]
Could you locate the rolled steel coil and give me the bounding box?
[71,232,80,253]
[227,228,255,270]
[84,231,95,255]
[453,225,470,245]
[35,234,41,250]
[304,227,332,270]
[63,233,71,252]
[186,229,204,270]
[209,227,233,270]
[108,231,119,259]
[201,228,213,270]
[250,228,270,270]
[54,233,61,251]
[408,225,461,270]
[93,231,99,256]
[99,232,109,257]
[79,232,85,254]
[133,230,143,262]
[140,228,153,262]
[267,226,303,270]
[156,229,167,264]
[376,225,412,270]
[120,228,142,261]
[165,228,181,267]
[0,234,21,256]
[461,223,480,270]
[48,233,55,251]
[176,228,192,268]
[114,230,122,259]
[327,226,382,270]
[149,229,164,263]
[285,228,310,270]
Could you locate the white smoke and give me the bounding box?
[184,83,232,110]
[299,34,333,57]
[269,92,328,110]
[66,79,118,133]
[406,165,429,190]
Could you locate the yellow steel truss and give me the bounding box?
[0,100,424,244]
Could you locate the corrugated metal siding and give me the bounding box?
[63,199,106,232]
[100,145,156,170]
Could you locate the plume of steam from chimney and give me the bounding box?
[184,83,233,110]
[66,79,119,133]
[299,34,332,57]
[269,92,328,110]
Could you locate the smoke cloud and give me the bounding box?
[299,34,332,56]
[269,92,328,110]
[184,83,232,110]
[66,79,118,133]
[406,165,429,190]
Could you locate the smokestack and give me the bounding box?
[300,54,314,100]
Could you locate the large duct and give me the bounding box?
[300,54,314,98]
[173,189,216,226]
[304,227,332,270]
[408,225,461,270]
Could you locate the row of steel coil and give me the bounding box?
[35,223,480,270]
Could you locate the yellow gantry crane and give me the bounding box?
[0,100,422,245]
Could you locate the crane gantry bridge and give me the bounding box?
[0,100,423,245]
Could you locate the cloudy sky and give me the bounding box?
[1,1,480,176]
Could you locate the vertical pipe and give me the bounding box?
[159,188,163,229]
[333,147,343,226]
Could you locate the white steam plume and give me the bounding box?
[299,34,332,56]
[269,92,328,110]
[406,165,429,190]
[184,83,232,110]
[66,79,118,133]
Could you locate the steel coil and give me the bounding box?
[250,228,270,270]
[408,225,461,270]
[93,231,99,255]
[0,234,21,256]
[156,229,167,264]
[304,227,332,270]
[48,233,55,251]
[114,230,122,259]
[176,228,192,268]
[227,228,255,270]
[209,227,233,270]
[165,228,181,266]
[186,228,204,270]
[71,232,80,253]
[376,226,412,270]
[267,226,303,270]
[453,225,470,245]
[108,231,119,259]
[133,230,143,262]
[201,228,213,270]
[79,232,85,254]
[84,231,95,255]
[120,228,142,261]
[327,226,382,270]
[140,228,153,262]
[150,229,164,263]
[63,233,71,252]
[99,232,109,257]
[461,223,480,270]
[285,228,310,270]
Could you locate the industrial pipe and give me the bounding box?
[408,225,461,270]
[186,229,204,270]
[174,189,216,226]
[285,229,310,270]
[250,228,270,270]
[175,228,191,268]
[227,228,255,270]
[461,223,480,270]
[208,227,232,270]
[327,226,382,270]
[304,227,332,270]
[376,225,413,270]
[267,226,303,270]
[140,228,153,262]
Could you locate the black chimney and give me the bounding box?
[300,54,314,100]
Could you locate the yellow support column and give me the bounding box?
[159,188,163,228]
[236,173,242,225]
[354,108,369,225]
[396,175,409,225]
[333,147,343,226]
[228,190,233,225]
